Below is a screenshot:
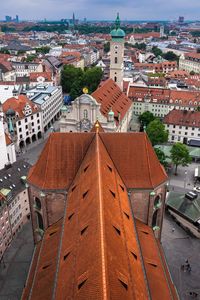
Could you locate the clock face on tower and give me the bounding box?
[114,45,118,50]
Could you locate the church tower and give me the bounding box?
[110,13,125,90]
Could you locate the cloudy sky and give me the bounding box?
[0,0,200,21]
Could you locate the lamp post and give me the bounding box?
[184,170,187,189]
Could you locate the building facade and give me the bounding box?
[60,78,133,133]
[110,13,125,90]
[0,160,30,261]
[179,53,200,74]
[163,109,200,144]
[129,86,200,118]
[26,85,63,132]
[3,95,43,149]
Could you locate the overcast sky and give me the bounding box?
[1,0,200,21]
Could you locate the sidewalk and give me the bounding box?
[0,221,34,300]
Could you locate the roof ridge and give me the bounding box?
[42,133,53,190]
[144,133,153,189]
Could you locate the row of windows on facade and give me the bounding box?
[17,113,40,125]
[19,127,40,138]
[167,124,200,130]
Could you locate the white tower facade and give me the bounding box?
[0,112,8,170]
[110,13,125,90]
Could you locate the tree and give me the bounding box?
[35,46,51,54]
[190,70,195,75]
[61,65,103,98]
[134,42,146,50]
[104,42,110,53]
[152,46,163,57]
[61,65,83,93]
[154,147,169,169]
[162,51,179,62]
[170,143,192,175]
[146,119,168,146]
[82,67,103,93]
[139,111,155,127]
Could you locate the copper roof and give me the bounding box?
[92,78,132,123]
[28,132,167,190]
[23,132,177,300]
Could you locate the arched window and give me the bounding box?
[115,57,118,64]
[35,197,41,210]
[154,195,161,208]
[152,210,158,228]
[83,109,88,119]
[36,212,44,230]
[114,76,117,83]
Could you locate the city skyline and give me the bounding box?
[1,0,200,21]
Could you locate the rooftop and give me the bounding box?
[22,130,177,300]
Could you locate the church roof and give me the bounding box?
[22,131,177,300]
[27,131,167,191]
[92,78,132,124]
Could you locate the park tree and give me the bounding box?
[170,142,192,175]
[139,111,155,127]
[61,65,103,99]
[82,67,103,93]
[162,51,179,62]
[154,147,168,169]
[61,65,83,93]
[146,119,168,146]
[152,46,163,57]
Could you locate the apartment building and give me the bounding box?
[129,86,200,118]
[0,160,30,261]
[26,84,63,131]
[179,52,200,74]
[163,109,200,144]
[3,95,43,149]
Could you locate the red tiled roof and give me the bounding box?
[2,95,39,119]
[163,109,200,127]
[5,133,12,145]
[28,132,167,190]
[129,86,200,106]
[92,78,132,123]
[29,72,52,82]
[185,52,200,60]
[23,132,177,300]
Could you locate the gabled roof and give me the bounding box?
[2,95,39,119]
[92,78,132,123]
[23,132,177,300]
[28,132,167,190]
[163,109,200,127]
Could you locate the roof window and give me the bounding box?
[83,190,89,199]
[71,185,77,192]
[68,212,74,220]
[119,184,124,192]
[110,190,116,198]
[49,231,57,236]
[63,252,70,261]
[130,251,137,260]
[81,226,88,235]
[42,264,51,270]
[148,262,157,268]
[124,212,130,220]
[78,279,87,290]
[113,225,121,236]
[83,165,89,173]
[118,279,128,290]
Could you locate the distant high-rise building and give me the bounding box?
[178,16,184,24]
[72,12,75,26]
[15,15,19,23]
[110,13,125,90]
[5,16,12,22]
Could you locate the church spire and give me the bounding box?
[115,12,120,29]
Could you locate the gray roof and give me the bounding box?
[166,191,200,223]
[4,41,33,51]
[0,160,31,202]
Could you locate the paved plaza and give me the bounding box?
[0,222,34,300]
